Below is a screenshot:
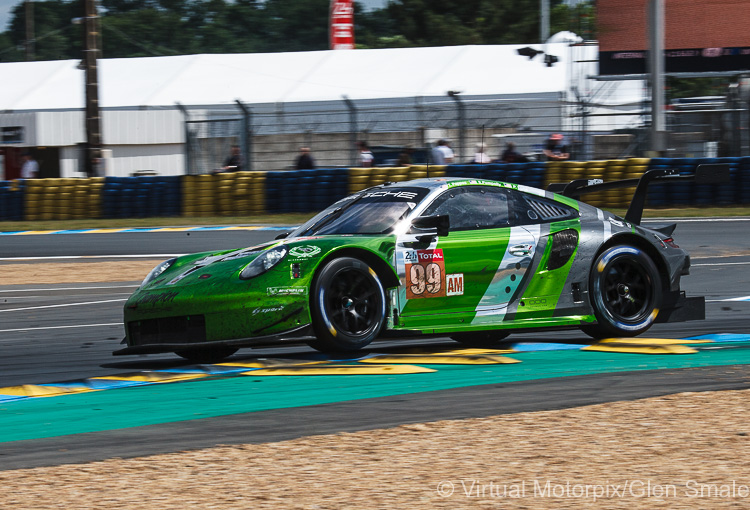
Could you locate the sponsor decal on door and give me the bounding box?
[405,249,446,299]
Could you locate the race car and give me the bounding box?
[116,166,724,362]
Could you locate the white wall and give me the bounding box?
[107,144,184,176]
[59,143,184,177]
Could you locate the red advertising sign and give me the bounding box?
[329,0,354,50]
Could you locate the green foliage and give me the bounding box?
[0,0,600,61]
[666,77,729,103]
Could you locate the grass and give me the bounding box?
[0,207,748,233]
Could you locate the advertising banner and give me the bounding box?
[330,0,354,50]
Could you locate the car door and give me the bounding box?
[395,185,537,328]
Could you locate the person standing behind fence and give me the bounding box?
[543,133,569,162]
[222,145,242,172]
[20,153,39,179]
[357,141,374,167]
[473,143,491,164]
[500,142,527,163]
[295,147,316,170]
[431,139,454,165]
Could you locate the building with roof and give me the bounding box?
[0,40,645,179]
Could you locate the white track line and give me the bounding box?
[0,322,123,333]
[0,284,139,293]
[692,262,750,267]
[0,299,127,313]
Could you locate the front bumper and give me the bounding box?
[113,324,315,356]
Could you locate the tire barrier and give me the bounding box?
[647,157,749,208]
[266,168,349,214]
[2,158,749,223]
[102,176,181,219]
[445,162,545,190]
[0,180,23,221]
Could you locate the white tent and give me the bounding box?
[0,43,645,177]
[1,42,646,109]
[2,44,586,110]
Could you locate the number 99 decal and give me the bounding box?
[405,249,446,299]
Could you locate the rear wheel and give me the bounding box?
[175,346,238,364]
[308,257,387,352]
[450,331,511,348]
[582,245,662,339]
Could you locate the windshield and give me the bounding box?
[290,187,429,237]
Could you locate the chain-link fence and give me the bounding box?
[181,92,749,174]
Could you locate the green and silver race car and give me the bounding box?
[117,170,717,363]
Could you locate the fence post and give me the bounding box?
[235,99,253,171]
[343,95,358,166]
[176,102,191,174]
[448,90,465,162]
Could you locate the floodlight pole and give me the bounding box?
[83,0,102,176]
[648,0,666,154]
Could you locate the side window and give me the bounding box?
[421,186,510,231]
[510,191,578,225]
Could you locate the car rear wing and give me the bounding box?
[546,163,730,225]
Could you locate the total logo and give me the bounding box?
[405,249,444,263]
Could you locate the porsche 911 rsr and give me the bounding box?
[116,168,723,363]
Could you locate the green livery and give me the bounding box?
[118,178,703,362]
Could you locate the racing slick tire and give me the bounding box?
[175,346,239,363]
[582,245,662,340]
[450,331,512,348]
[308,257,387,352]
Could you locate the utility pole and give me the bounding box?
[540,0,549,44]
[83,0,102,176]
[25,0,34,60]
[648,0,666,155]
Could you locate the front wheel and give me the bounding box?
[582,245,662,339]
[308,257,387,352]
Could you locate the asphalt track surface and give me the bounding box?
[1,218,749,469]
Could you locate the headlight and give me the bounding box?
[141,258,176,287]
[240,245,288,280]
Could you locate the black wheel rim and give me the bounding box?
[324,267,380,338]
[601,256,653,323]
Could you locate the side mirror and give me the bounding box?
[411,215,450,237]
[275,232,290,240]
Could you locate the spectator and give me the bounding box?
[473,143,491,164]
[431,139,454,165]
[543,133,570,161]
[295,147,316,170]
[20,153,39,179]
[222,145,242,172]
[500,142,527,163]
[357,141,374,167]
[397,146,413,166]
